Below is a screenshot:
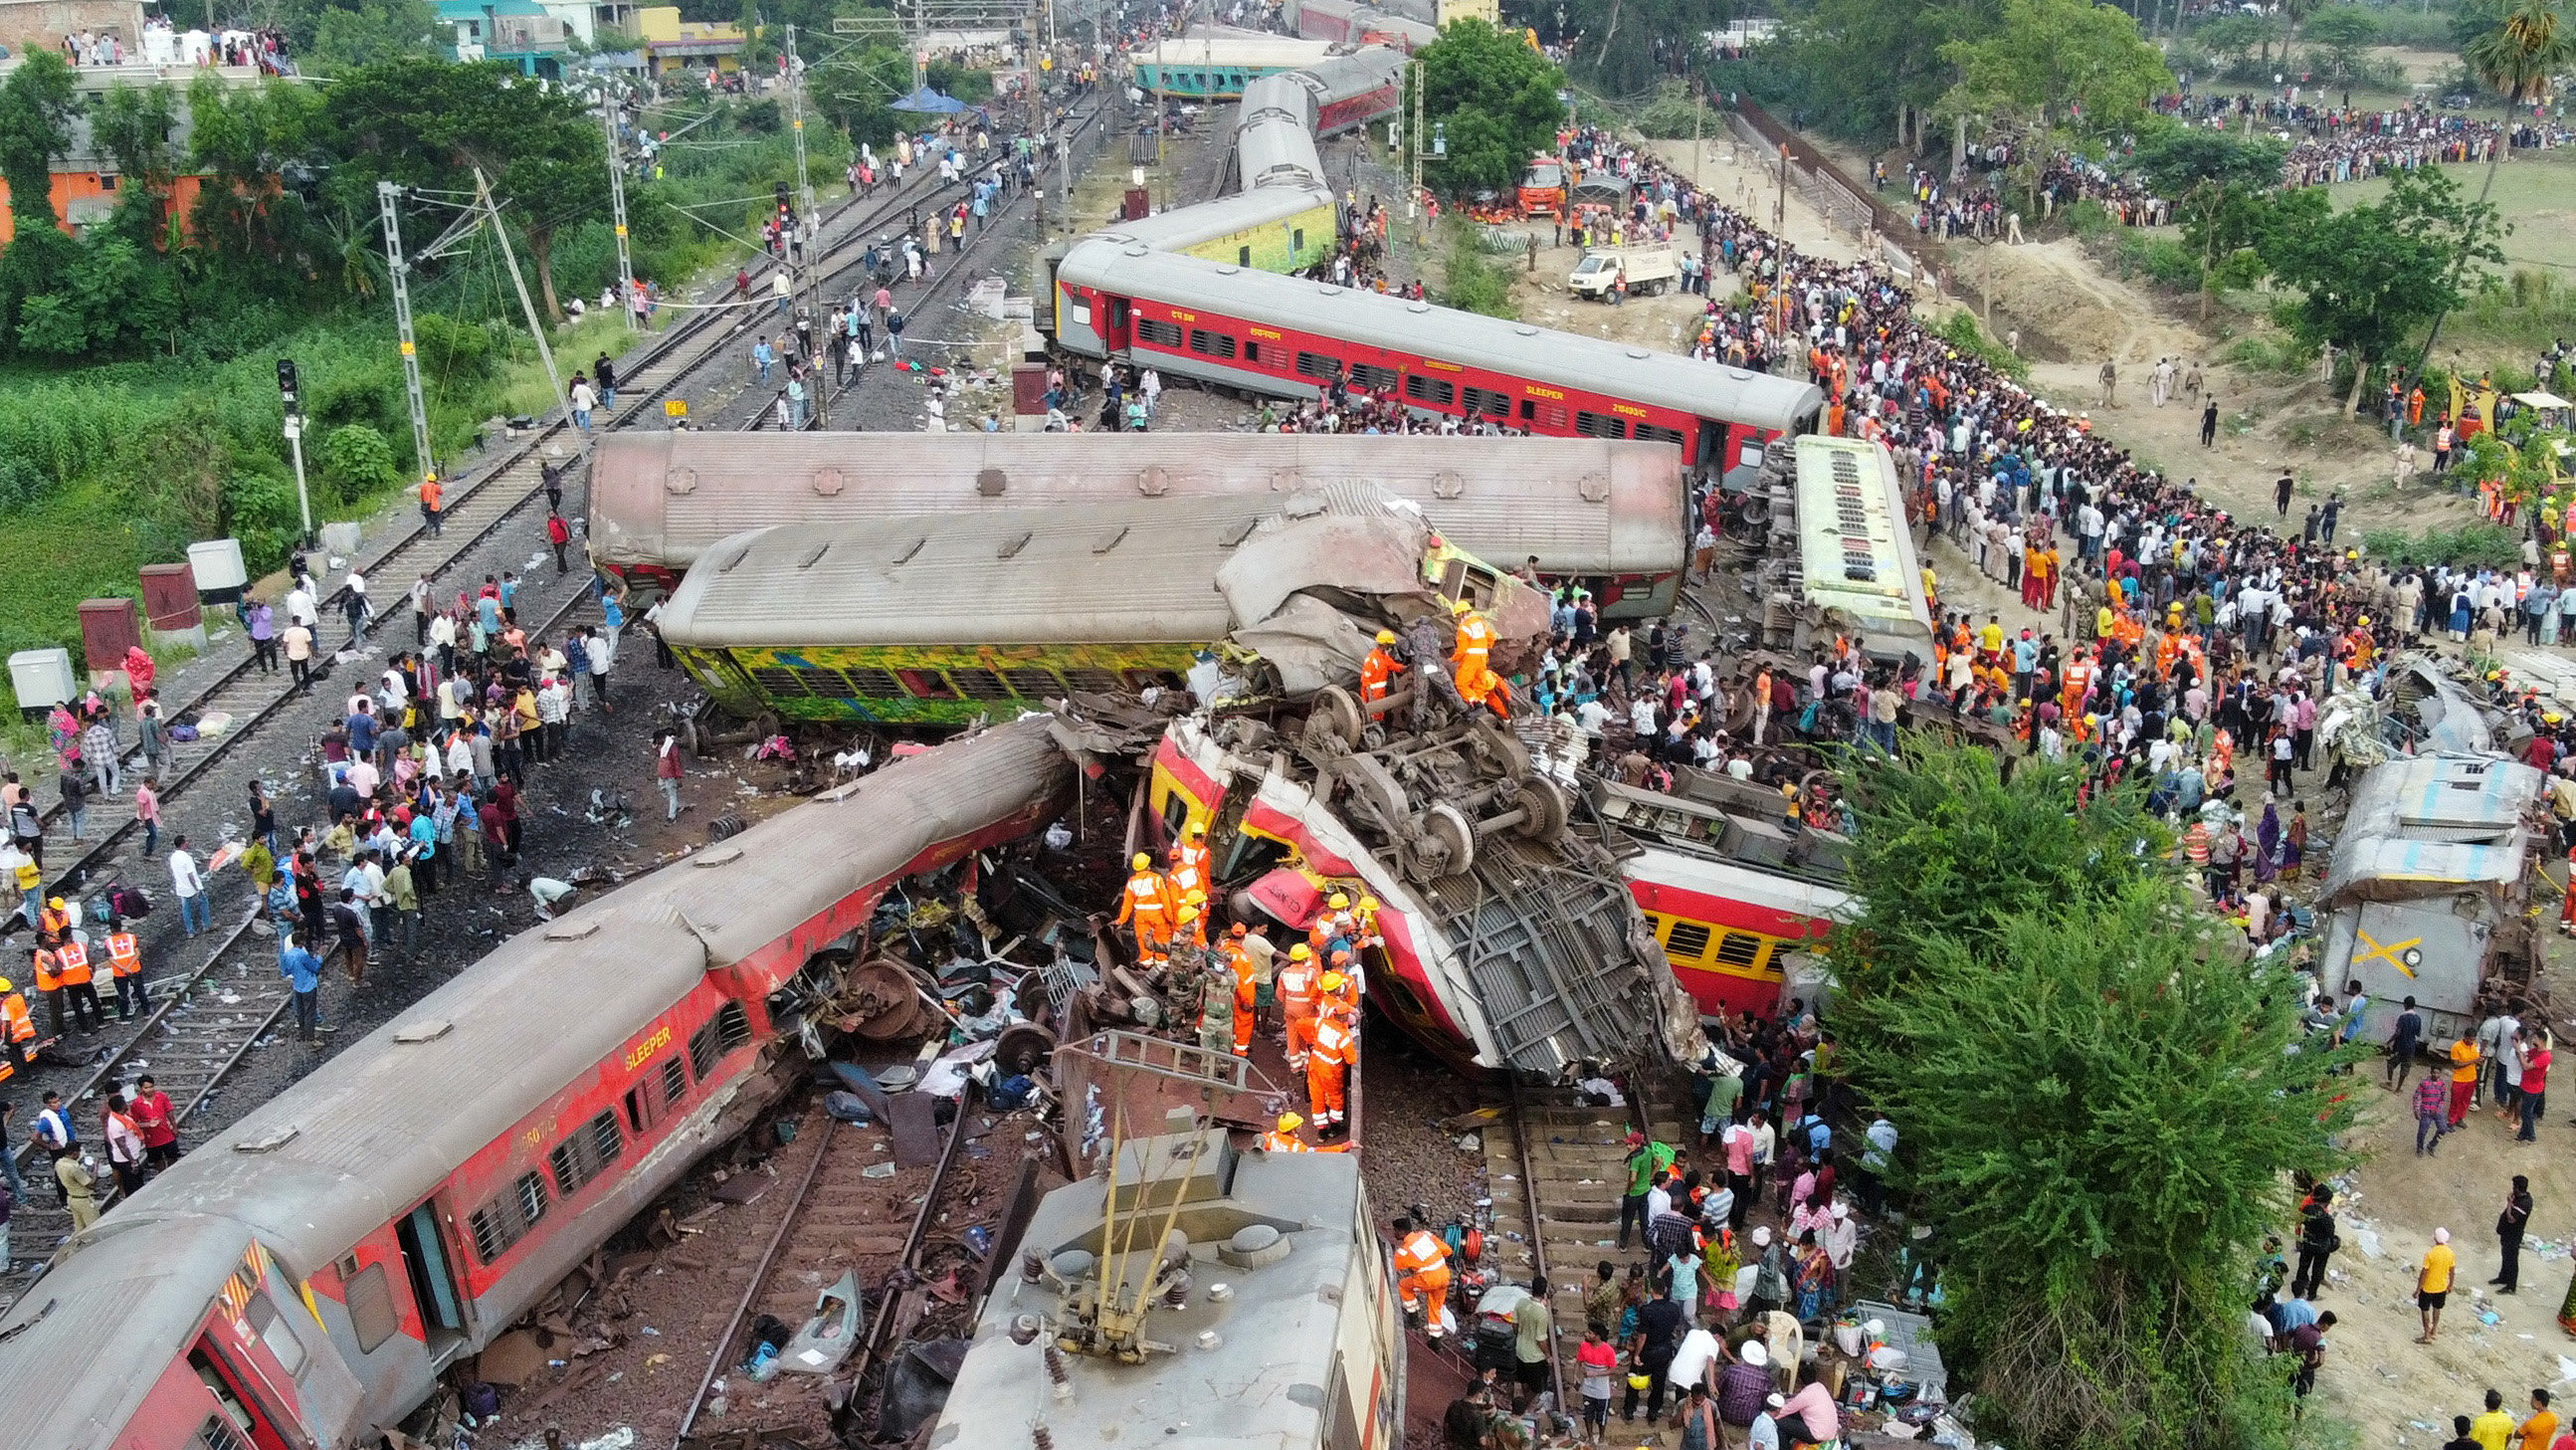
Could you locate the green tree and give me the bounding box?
[324,57,611,319]
[2193,11,2273,68]
[2175,178,2272,320]
[304,0,440,74]
[2129,122,2283,194]
[0,51,82,353]
[318,421,401,501]
[187,76,330,284]
[1828,740,2354,1450]
[2262,167,2505,413]
[1939,0,2170,136]
[2298,5,2380,79]
[1410,19,1567,199]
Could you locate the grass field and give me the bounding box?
[2326,148,2576,277]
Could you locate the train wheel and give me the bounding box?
[1403,802,1476,883]
[1306,686,1363,750]
[1511,775,1570,843]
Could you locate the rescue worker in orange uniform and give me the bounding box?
[1359,629,1406,705]
[1391,1214,1456,1335]
[104,923,144,1021]
[1264,1112,1314,1151]
[1307,991,1356,1135]
[1449,597,1505,717]
[36,896,71,943]
[52,934,101,1035]
[1279,943,1319,1069]
[1169,819,1211,891]
[32,941,66,1040]
[1309,890,1355,955]
[1113,852,1176,970]
[0,975,33,1073]
[1229,930,1258,1057]
[1325,950,1360,1010]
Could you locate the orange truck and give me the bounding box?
[1517,156,1567,218]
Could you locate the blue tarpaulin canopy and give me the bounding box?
[890,86,970,113]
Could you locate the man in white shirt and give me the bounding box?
[168,836,207,936]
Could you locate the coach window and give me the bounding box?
[1136,317,1183,347]
[1244,339,1263,363]
[1349,362,1399,392]
[244,1290,310,1379]
[341,1261,401,1354]
[469,1171,550,1264]
[1635,422,1685,447]
[550,1110,625,1199]
[1404,374,1456,408]
[1188,328,1239,360]
[1662,920,1713,962]
[1238,245,1253,267]
[897,669,958,700]
[1291,227,1305,255]
[1463,386,1510,418]
[1575,410,1630,439]
[1295,349,1343,381]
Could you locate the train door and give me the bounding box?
[187,1344,297,1450]
[1102,296,1132,353]
[1695,419,1726,472]
[395,1200,471,1357]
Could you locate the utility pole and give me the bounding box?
[1412,64,1426,217]
[377,181,437,489]
[277,358,312,546]
[602,95,637,329]
[785,23,816,220]
[1691,86,1703,189]
[1772,142,1789,374]
[1029,0,1046,232]
[476,166,564,410]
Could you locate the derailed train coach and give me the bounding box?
[587,431,1694,618]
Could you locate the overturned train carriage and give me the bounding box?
[654,486,1543,726]
[586,431,1691,618]
[0,724,1073,1450]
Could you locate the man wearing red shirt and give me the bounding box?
[127,1074,179,1169]
[2517,1032,2551,1143]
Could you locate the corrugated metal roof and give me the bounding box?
[1055,239,1825,434]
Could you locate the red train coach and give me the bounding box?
[1047,238,1824,474]
[0,723,1072,1450]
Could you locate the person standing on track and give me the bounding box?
[280,930,324,1047]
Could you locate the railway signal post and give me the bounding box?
[277,357,312,545]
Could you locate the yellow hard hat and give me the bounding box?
[47,898,63,911]
[1450,597,1472,615]
[1376,629,1396,644]
[1328,892,1350,910]
[1185,888,1206,905]
[1358,895,1378,911]
[1187,820,1207,837]
[2357,615,2371,626]
[1178,906,1200,923]
[0,978,13,993]
[1132,852,1152,870]
[1278,1112,1303,1132]
[1290,943,1312,960]
[1320,971,1346,992]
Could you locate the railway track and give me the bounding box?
[669,1080,1030,1448]
[0,91,1120,1261]
[11,90,1115,913]
[1476,1074,1692,1407]
[0,585,615,1286]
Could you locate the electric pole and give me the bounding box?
[786,23,816,220]
[377,181,437,488]
[602,95,638,329]
[1408,61,1422,221]
[476,166,564,410]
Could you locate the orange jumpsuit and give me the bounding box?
[1451,609,1500,714]
[1231,951,1258,1056]
[1393,1228,1454,1318]
[1114,868,1176,968]
[1280,960,1319,1067]
[1308,1009,1354,1128]
[1359,645,1405,704]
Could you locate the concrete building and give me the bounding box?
[0,55,265,243]
[437,0,570,76]
[636,5,741,76]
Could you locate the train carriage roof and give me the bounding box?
[655,491,1445,651]
[0,1215,259,1446]
[1055,238,1825,435]
[1132,35,1338,71]
[589,432,1686,580]
[58,725,1072,1273]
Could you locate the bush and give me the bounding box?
[319,422,402,502]
[2063,199,2116,238]
[1934,309,2030,380]
[2367,521,2524,568]
[1440,225,1517,318]
[2115,234,2204,291]
[220,470,303,574]
[412,311,496,384]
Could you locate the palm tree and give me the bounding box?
[2464,0,2576,205]
[2407,0,2576,392]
